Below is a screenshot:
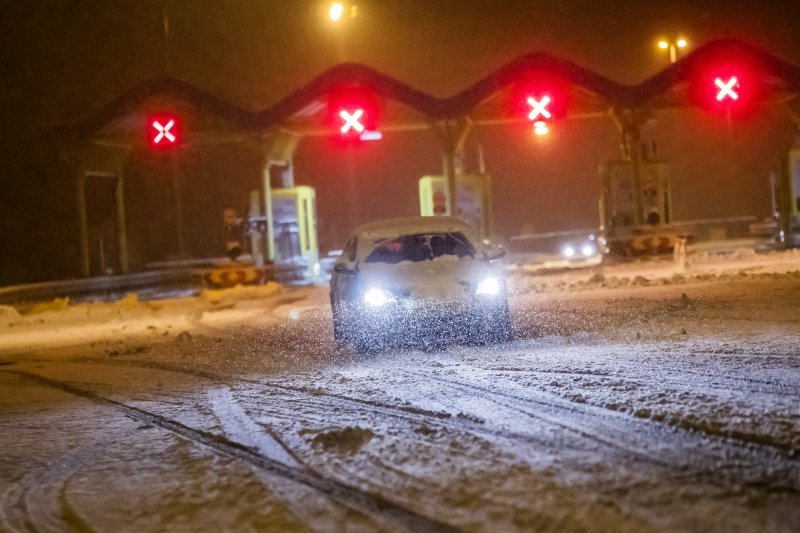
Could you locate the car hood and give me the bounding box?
[356,257,498,300]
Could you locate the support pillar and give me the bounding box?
[780,102,800,247]
[610,108,650,226]
[169,156,188,258]
[76,164,90,277]
[262,163,276,262]
[115,167,129,274]
[248,190,265,266]
[255,131,301,263]
[438,118,472,217]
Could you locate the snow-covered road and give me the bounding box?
[1,257,799,531]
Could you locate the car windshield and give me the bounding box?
[364,232,475,264]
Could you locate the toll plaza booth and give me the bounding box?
[419,174,492,243]
[270,186,318,266]
[783,143,800,246]
[201,185,319,289]
[599,159,682,256]
[58,39,800,286]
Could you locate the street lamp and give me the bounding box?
[657,37,688,64]
[329,2,357,21]
[329,2,344,21]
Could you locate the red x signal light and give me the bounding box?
[688,49,767,117]
[511,76,568,138]
[339,108,365,134]
[714,76,739,102]
[526,94,554,136]
[328,87,381,143]
[147,114,181,149]
[527,95,553,121]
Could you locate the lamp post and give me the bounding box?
[657,37,688,64]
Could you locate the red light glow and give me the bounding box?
[714,76,739,101]
[147,114,181,148]
[327,87,380,143]
[533,120,549,136]
[527,95,552,121]
[339,108,365,133]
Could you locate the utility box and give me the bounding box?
[419,174,492,242]
[271,186,318,265]
[599,160,681,256]
[600,159,671,229]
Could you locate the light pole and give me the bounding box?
[657,37,688,64]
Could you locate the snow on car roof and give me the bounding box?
[353,216,475,242]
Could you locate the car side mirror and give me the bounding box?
[482,243,505,261]
[334,263,358,274]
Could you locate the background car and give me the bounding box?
[559,234,600,261]
[330,216,511,353]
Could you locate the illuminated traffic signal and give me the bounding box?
[328,88,381,142]
[339,108,365,134]
[687,48,766,117]
[692,68,755,114]
[512,76,568,137]
[147,114,181,148]
[526,94,553,136]
[714,76,739,102]
[335,105,380,141]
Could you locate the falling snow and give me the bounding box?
[1,249,799,531]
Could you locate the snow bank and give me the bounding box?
[0,282,291,354]
[3,247,799,356]
[507,248,800,294]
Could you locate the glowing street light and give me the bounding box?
[329,2,357,22]
[657,37,688,64]
[329,2,344,21]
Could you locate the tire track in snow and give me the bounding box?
[207,386,303,467]
[487,366,800,397]
[37,357,800,489]
[491,368,800,453]
[56,357,571,450]
[206,385,368,531]
[402,369,800,493]
[2,369,459,533]
[0,437,103,533]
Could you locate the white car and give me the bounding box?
[330,216,511,353]
[560,234,600,261]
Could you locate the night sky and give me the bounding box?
[1,1,799,283]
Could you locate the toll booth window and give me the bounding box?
[365,232,475,264]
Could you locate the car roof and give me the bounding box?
[353,216,474,243]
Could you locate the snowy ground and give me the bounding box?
[1,249,799,532]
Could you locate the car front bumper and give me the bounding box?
[341,296,508,346]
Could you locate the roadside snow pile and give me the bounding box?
[508,248,800,293]
[0,306,20,319]
[0,282,296,354]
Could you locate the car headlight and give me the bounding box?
[363,288,394,307]
[581,244,596,257]
[562,245,576,258]
[476,277,500,296]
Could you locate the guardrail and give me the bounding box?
[0,269,195,305]
[0,262,310,305]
